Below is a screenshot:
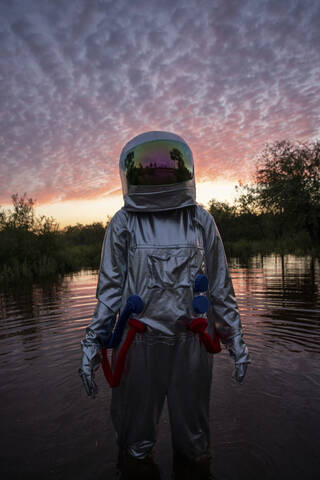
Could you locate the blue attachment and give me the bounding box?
[107,295,144,348]
[192,295,209,314]
[194,274,209,293]
[126,294,144,314]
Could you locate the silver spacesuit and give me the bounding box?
[80,131,250,462]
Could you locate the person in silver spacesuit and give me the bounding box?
[79,131,250,476]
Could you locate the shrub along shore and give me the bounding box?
[1,219,318,285]
[0,221,107,284]
[0,196,319,285]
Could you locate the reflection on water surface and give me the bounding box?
[0,255,319,479]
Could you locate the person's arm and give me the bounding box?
[79,210,128,396]
[202,211,250,383]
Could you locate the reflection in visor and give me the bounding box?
[124,140,194,186]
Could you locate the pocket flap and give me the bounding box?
[148,254,191,289]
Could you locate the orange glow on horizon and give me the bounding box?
[31,179,239,228]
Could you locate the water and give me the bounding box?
[0,255,319,479]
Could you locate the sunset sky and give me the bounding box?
[1,0,319,227]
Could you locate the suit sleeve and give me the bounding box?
[81,211,128,362]
[204,213,249,364]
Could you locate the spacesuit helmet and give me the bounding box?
[119,131,196,212]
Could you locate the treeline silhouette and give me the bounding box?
[214,140,320,257]
[1,140,319,283]
[0,193,109,283]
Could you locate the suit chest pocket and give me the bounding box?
[147,254,191,289]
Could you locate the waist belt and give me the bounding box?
[101,317,221,388]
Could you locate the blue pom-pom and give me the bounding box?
[192,295,209,314]
[126,295,144,314]
[194,274,209,293]
[107,295,144,348]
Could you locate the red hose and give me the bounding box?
[188,317,222,354]
[101,318,146,388]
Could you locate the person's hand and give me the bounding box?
[79,351,99,398]
[234,362,248,384]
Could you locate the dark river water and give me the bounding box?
[0,255,319,480]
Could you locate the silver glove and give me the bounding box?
[228,332,250,384]
[79,301,116,398]
[234,362,248,384]
[79,329,102,398]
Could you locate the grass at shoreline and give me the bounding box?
[1,239,319,285]
[224,238,320,259]
[2,192,319,284]
[0,244,101,284]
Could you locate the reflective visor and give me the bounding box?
[124,139,194,186]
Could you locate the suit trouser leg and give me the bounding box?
[111,339,174,458]
[167,336,213,460]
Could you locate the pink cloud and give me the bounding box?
[1,0,319,205]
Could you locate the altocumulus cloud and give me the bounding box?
[1,0,319,204]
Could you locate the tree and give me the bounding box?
[208,199,235,227]
[236,140,320,239]
[0,193,59,233]
[9,193,35,230]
